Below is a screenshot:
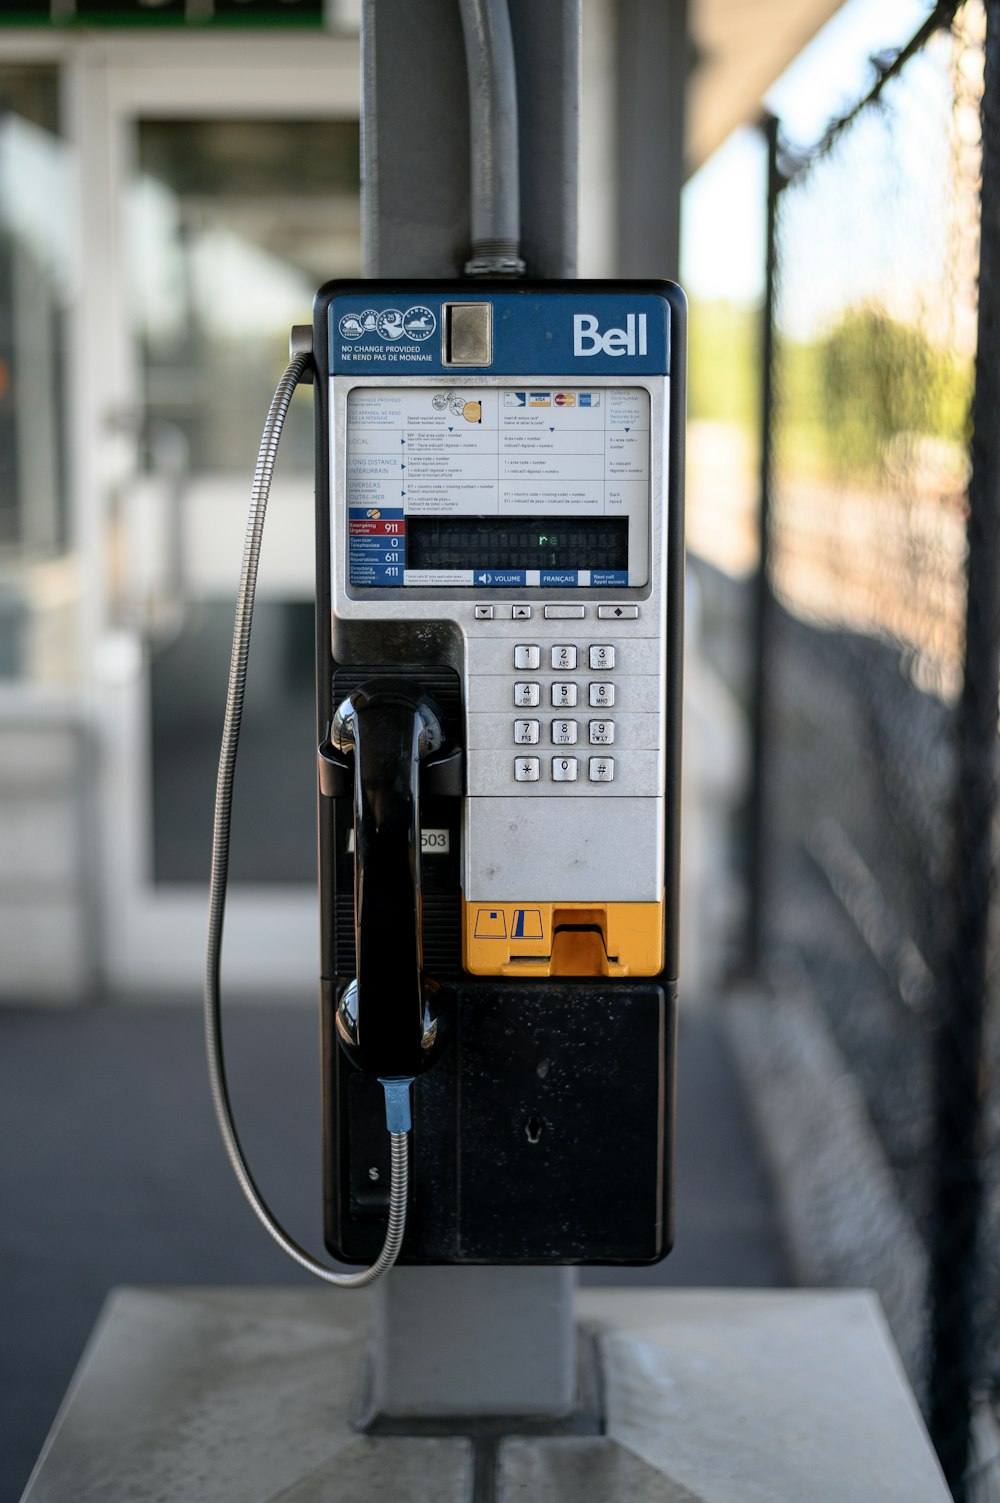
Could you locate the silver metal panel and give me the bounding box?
[463,796,663,901]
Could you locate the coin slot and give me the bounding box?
[442,302,493,365]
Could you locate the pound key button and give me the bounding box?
[589,757,615,782]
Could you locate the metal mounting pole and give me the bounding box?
[360,0,581,1419]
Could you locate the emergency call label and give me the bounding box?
[344,386,650,588]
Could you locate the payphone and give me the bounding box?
[206,278,685,1281]
[313,280,685,1267]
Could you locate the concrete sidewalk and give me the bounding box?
[0,1000,787,1500]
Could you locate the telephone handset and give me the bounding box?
[324,678,452,1078]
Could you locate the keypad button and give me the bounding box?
[551,682,578,707]
[552,756,578,782]
[589,720,615,745]
[544,605,585,619]
[514,682,540,707]
[514,719,540,744]
[589,682,615,708]
[514,757,540,781]
[551,720,579,745]
[598,604,638,620]
[514,644,540,669]
[512,605,532,620]
[551,644,577,670]
[589,757,615,782]
[589,645,615,670]
[474,605,494,620]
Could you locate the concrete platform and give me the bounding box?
[20,1286,950,1502]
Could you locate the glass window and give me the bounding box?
[127,118,361,885]
[130,118,360,474]
[0,66,73,682]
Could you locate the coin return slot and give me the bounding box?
[549,908,620,977]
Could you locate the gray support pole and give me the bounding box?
[362,0,578,280]
[361,0,581,1419]
[614,0,689,279]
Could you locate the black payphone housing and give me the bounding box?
[313,280,686,1266]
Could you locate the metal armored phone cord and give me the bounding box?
[204,352,412,1287]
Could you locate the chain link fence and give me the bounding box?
[749,3,998,1496]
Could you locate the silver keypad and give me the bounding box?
[503,637,633,786]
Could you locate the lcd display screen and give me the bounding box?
[406,517,628,573]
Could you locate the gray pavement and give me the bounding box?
[0,1001,788,1499]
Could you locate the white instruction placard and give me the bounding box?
[345,386,650,588]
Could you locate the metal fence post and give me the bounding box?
[928,1,1000,1492]
[745,113,781,975]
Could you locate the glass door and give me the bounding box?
[85,39,361,992]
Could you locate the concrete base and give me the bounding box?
[21,1287,950,1503]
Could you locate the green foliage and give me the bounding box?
[688,299,972,482]
[784,305,972,477]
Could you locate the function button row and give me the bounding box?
[514,756,615,783]
[514,719,615,746]
[512,644,615,671]
[475,605,641,621]
[514,682,616,709]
